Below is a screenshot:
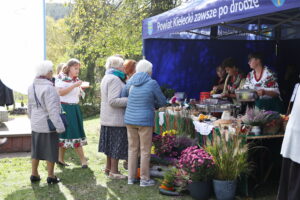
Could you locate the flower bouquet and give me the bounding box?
[241,107,269,126]
[177,146,215,182]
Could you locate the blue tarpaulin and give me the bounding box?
[143,0,300,39]
[144,39,277,99]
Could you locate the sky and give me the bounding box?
[0,0,44,94]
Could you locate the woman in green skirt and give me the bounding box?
[55,58,89,168]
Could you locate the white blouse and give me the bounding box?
[55,75,80,104]
[243,66,280,99]
[281,85,300,164]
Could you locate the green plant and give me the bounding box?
[160,85,175,99]
[161,168,177,188]
[205,129,249,180]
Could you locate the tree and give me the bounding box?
[64,0,181,104]
[46,16,72,72]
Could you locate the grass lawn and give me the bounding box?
[0,116,277,200]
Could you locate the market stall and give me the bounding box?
[142,0,300,100]
[152,104,287,197]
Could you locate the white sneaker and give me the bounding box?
[140,179,155,187]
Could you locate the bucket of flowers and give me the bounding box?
[177,146,215,200]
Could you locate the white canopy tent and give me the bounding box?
[0,0,45,94]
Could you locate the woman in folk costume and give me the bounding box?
[243,52,283,113]
[55,58,88,168]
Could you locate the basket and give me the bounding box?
[263,118,282,135]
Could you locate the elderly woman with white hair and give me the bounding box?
[99,55,128,179]
[27,60,65,184]
[121,59,166,187]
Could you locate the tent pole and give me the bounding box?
[210,26,218,40]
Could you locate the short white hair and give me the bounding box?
[105,56,124,70]
[136,59,153,74]
[35,60,53,77]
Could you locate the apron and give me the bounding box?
[281,85,300,164]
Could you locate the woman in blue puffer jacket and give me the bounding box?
[121,59,166,187]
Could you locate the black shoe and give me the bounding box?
[30,175,41,183]
[47,176,60,184]
[82,165,88,169]
[57,161,69,167]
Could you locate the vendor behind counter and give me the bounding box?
[243,52,284,113]
[211,65,227,94]
[221,57,245,103]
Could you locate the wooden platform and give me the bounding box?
[0,117,31,153]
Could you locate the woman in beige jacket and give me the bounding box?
[99,56,128,179]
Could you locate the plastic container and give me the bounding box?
[235,89,258,102]
[200,92,211,102]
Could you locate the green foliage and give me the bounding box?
[46,16,72,72]
[80,103,100,118]
[205,129,249,180]
[13,92,27,104]
[160,85,175,99]
[149,0,181,16]
[46,0,182,107]
[162,167,177,188]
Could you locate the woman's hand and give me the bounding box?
[73,80,82,88]
[221,93,228,98]
[212,86,219,92]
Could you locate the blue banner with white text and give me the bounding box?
[142,0,300,39]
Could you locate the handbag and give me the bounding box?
[33,84,68,131]
[47,109,68,132]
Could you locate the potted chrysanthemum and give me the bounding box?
[177,146,215,200]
